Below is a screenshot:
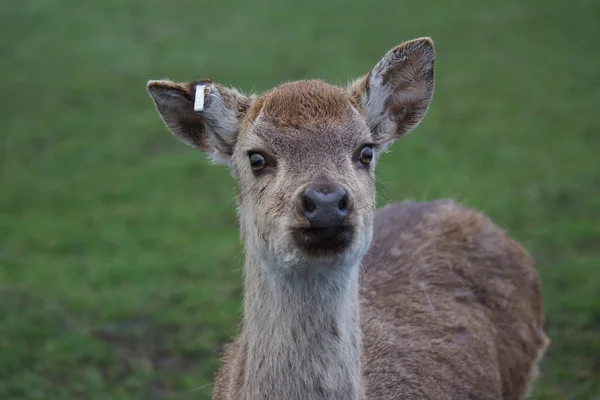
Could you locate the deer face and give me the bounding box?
[147,38,435,271]
[230,80,377,269]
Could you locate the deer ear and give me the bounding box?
[348,38,435,147]
[147,79,251,164]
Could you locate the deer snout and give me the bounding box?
[301,185,350,228]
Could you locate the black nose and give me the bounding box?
[302,186,349,228]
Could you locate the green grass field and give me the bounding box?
[1,0,599,398]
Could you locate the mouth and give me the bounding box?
[291,226,354,256]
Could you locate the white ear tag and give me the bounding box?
[194,84,206,111]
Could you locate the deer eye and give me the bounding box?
[359,145,373,167]
[249,152,267,173]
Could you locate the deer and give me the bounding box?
[146,37,549,400]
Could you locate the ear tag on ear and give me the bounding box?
[194,84,206,112]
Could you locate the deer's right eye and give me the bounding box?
[249,152,267,173]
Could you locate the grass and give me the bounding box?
[1,0,599,398]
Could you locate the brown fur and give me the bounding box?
[347,73,370,108]
[360,200,548,399]
[246,80,356,128]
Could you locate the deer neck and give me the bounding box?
[239,253,363,400]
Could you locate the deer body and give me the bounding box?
[147,38,548,400]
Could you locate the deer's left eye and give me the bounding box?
[249,153,267,172]
[359,145,373,167]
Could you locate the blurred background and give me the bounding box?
[1,0,599,398]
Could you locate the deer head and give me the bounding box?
[147,38,435,273]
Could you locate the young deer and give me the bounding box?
[147,38,548,400]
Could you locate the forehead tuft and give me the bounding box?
[245,80,356,128]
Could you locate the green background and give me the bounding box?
[1,0,598,398]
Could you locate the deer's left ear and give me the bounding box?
[348,38,435,147]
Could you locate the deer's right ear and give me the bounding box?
[146,79,251,164]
